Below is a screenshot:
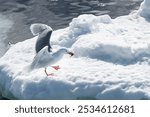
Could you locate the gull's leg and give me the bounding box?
[51,65,60,70]
[44,67,49,76]
[44,67,54,76]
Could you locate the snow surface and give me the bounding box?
[139,0,150,18]
[0,0,150,99]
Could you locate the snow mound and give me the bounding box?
[72,30,150,65]
[53,14,150,65]
[1,1,150,99]
[51,14,111,47]
[139,0,150,19]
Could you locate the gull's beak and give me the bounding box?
[67,51,74,57]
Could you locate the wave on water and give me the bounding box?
[0,14,13,57]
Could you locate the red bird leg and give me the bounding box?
[51,65,60,70]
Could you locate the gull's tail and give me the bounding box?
[30,23,53,36]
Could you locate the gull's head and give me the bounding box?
[66,50,74,57]
[57,48,74,57]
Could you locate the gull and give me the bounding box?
[29,23,74,76]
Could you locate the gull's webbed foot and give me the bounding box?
[51,65,60,70]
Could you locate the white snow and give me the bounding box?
[0,0,150,99]
[139,0,150,18]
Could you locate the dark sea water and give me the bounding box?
[0,0,143,44]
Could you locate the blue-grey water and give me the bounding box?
[0,0,143,44]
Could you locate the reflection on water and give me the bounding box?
[48,0,142,18]
[0,14,13,57]
[0,0,143,43]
